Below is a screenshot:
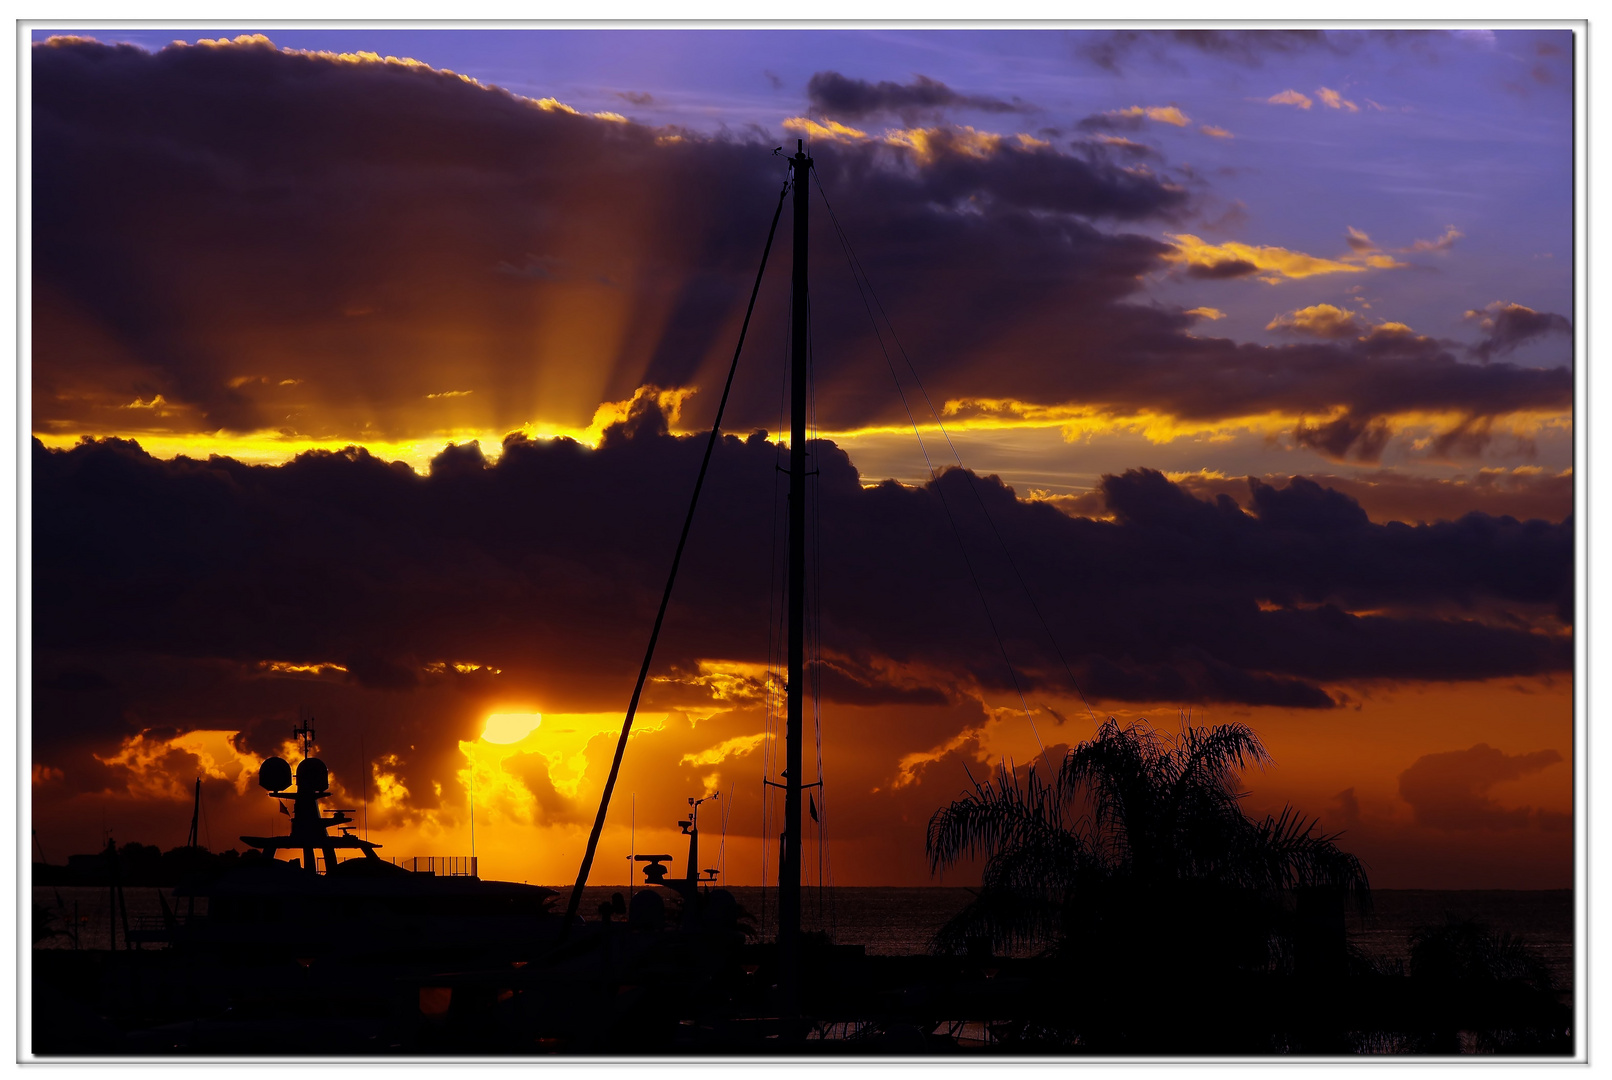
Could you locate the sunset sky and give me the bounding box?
[28,27,1577,893]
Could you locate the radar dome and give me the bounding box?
[296,757,329,793]
[258,756,292,792]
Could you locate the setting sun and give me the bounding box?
[481,712,543,745]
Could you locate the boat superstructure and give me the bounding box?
[238,719,383,873]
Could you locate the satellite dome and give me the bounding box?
[258,756,292,792]
[296,757,329,794]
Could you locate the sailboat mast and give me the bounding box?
[187,777,201,850]
[779,138,812,1011]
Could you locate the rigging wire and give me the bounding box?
[811,167,1101,730]
[809,168,1055,777]
[563,170,792,930]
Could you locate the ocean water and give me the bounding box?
[34,884,1574,994]
[569,884,1575,991]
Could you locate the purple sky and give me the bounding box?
[34,26,1572,349]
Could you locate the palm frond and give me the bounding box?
[927,762,1067,873]
[928,718,1371,965]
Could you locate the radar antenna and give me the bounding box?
[293,716,317,759]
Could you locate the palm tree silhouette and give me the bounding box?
[927,718,1370,970]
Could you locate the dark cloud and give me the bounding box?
[1075,135,1160,161]
[1306,769,1572,889]
[1075,112,1140,134]
[805,70,1033,123]
[31,36,1189,444]
[1077,29,1437,72]
[1465,301,1573,362]
[1398,743,1564,830]
[1293,410,1393,463]
[30,36,1568,459]
[1132,468,1574,528]
[1185,258,1259,280]
[34,421,1572,786]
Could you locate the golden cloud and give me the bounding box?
[1266,89,1314,109]
[882,124,1016,162]
[1095,134,1150,151]
[654,660,771,707]
[1408,225,1464,254]
[1266,303,1365,339]
[94,729,267,800]
[1316,87,1361,112]
[781,116,869,142]
[1165,233,1369,281]
[120,394,171,411]
[1200,125,1234,138]
[182,34,643,126]
[1108,105,1192,127]
[680,732,769,769]
[35,384,700,472]
[255,660,350,678]
[1186,306,1227,321]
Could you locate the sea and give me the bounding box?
[32,884,1574,994]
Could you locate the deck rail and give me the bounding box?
[393,856,478,877]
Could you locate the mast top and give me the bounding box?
[293,716,316,758]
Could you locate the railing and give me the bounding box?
[392,856,478,877]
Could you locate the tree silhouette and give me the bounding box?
[927,717,1370,971]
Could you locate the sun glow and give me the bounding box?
[34,386,699,472]
[482,712,543,745]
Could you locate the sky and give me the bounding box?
[28,27,1576,893]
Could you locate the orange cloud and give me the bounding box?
[1266,89,1313,109]
[781,116,869,141]
[256,660,350,678]
[1408,225,1464,253]
[1266,303,1366,339]
[1094,134,1151,152]
[880,125,1048,162]
[1165,233,1369,281]
[680,732,769,768]
[1316,86,1360,112]
[1199,124,1234,138]
[35,384,699,472]
[1186,306,1227,320]
[1108,105,1191,126]
[94,729,267,800]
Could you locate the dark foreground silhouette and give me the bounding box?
[918,718,1571,1055]
[30,720,1570,1056]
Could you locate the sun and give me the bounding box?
[481,712,543,744]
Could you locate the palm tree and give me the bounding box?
[927,717,1370,970]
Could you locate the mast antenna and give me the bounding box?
[293,715,316,759]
